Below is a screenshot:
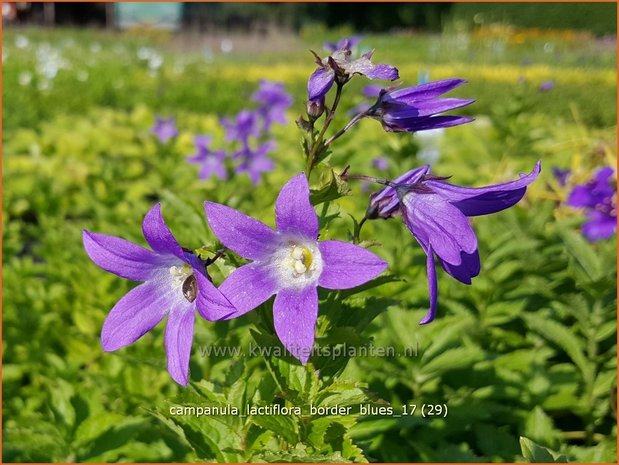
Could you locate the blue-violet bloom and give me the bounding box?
[186,135,228,181]
[205,174,387,363]
[151,117,178,143]
[307,41,399,101]
[367,79,474,133]
[567,166,616,241]
[251,79,293,129]
[368,162,541,324]
[82,204,235,385]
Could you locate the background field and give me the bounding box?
[3,8,617,463]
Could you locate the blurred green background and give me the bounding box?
[3,2,617,463]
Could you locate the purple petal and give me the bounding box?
[218,263,279,318]
[363,63,399,81]
[83,230,162,281]
[367,165,430,218]
[582,210,617,242]
[273,286,318,364]
[419,244,438,325]
[101,280,174,351]
[427,161,541,216]
[400,192,477,266]
[381,114,474,132]
[142,203,185,261]
[567,185,598,208]
[387,79,468,102]
[165,308,195,386]
[275,174,319,240]
[387,98,475,118]
[318,240,387,289]
[204,202,278,260]
[438,249,480,284]
[307,67,335,101]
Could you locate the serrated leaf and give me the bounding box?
[524,314,594,383]
[310,169,350,205]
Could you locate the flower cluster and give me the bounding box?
[84,175,386,384]
[150,80,293,184]
[88,37,542,386]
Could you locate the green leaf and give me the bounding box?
[524,314,594,383]
[559,229,603,282]
[519,436,568,463]
[310,169,350,206]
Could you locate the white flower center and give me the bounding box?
[169,264,198,302]
[268,238,323,290]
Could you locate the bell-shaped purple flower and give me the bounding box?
[307,40,399,101]
[567,166,616,241]
[205,174,387,364]
[366,79,474,133]
[220,110,260,144]
[186,135,228,181]
[369,162,541,324]
[83,204,235,385]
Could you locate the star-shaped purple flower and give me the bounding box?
[220,110,260,144]
[307,40,399,101]
[186,135,228,181]
[567,166,616,241]
[367,79,474,133]
[82,204,235,385]
[151,116,178,143]
[233,140,276,185]
[368,162,541,324]
[251,80,293,129]
[204,174,388,363]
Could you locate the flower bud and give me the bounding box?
[306,98,325,119]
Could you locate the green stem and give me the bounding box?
[306,82,344,178]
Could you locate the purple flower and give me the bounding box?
[552,166,571,186]
[204,174,387,363]
[82,204,235,385]
[234,140,276,185]
[251,80,293,129]
[368,162,541,324]
[539,80,555,92]
[367,79,475,133]
[323,36,363,53]
[372,156,389,171]
[151,117,178,143]
[186,135,228,181]
[220,110,260,144]
[307,41,399,101]
[567,167,616,241]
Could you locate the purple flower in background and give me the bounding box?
[234,140,276,185]
[151,117,178,143]
[552,166,571,186]
[186,135,228,181]
[323,36,363,53]
[205,174,387,363]
[83,204,235,385]
[368,162,541,324]
[307,40,399,101]
[539,80,555,92]
[221,110,260,144]
[252,80,293,129]
[567,166,616,241]
[367,79,474,133]
[372,156,389,171]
